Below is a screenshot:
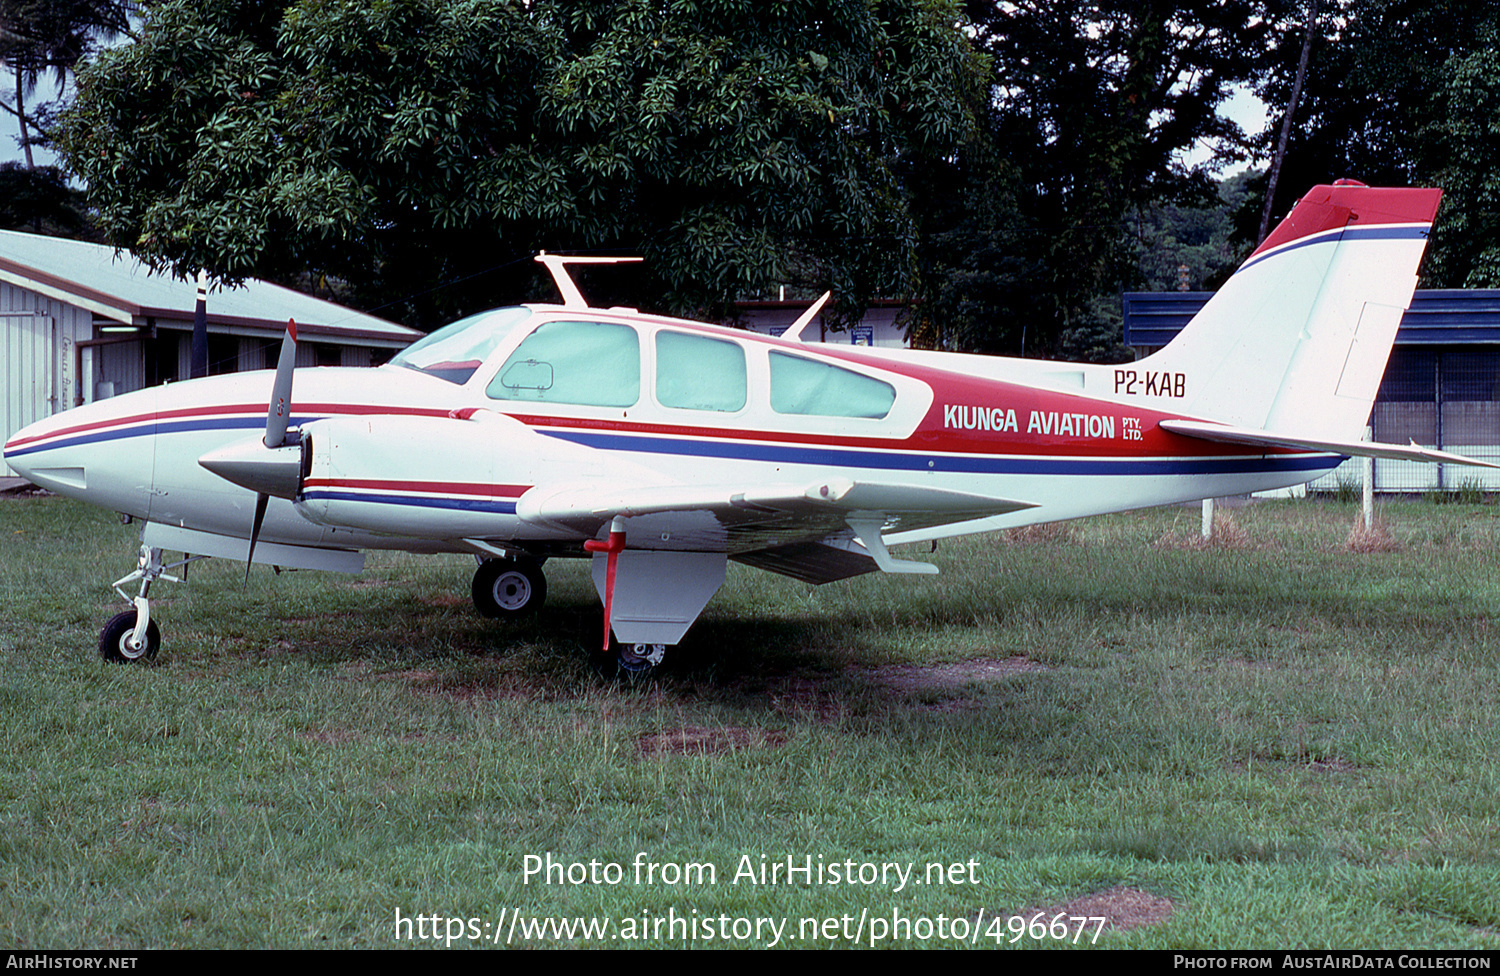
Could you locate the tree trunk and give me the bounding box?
[1258,0,1318,243]
[13,69,35,170]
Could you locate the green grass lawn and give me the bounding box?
[2,494,1497,948]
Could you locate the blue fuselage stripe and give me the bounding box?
[6,416,285,459]
[8,415,1341,480]
[537,429,1340,476]
[1238,224,1428,275]
[301,491,518,514]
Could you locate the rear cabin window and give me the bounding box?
[768,351,895,419]
[655,331,747,412]
[486,320,640,407]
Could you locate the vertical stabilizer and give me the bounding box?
[1139,183,1442,441]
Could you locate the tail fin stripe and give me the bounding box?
[1238,224,1432,275]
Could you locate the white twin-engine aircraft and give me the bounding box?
[6,182,1490,672]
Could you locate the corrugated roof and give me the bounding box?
[0,229,420,346]
[1123,290,1500,348]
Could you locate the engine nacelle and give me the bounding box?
[292,411,609,541]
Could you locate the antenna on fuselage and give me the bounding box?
[786,291,832,343]
[535,252,644,310]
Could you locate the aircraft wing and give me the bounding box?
[516,478,1036,573]
[1158,419,1500,468]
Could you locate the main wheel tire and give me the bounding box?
[471,558,546,618]
[99,610,161,664]
[616,642,667,674]
[590,641,667,680]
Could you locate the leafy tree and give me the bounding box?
[1,0,133,168]
[1246,0,1500,283]
[0,161,95,235]
[911,1,1268,358]
[1433,30,1500,287]
[55,0,982,328]
[1132,170,1258,294]
[1255,0,1316,244]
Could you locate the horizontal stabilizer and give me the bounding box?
[1159,419,1500,469]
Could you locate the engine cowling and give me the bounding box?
[291,410,612,541]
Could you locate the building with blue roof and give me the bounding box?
[1124,290,1500,492]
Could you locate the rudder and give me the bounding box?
[1138,182,1442,441]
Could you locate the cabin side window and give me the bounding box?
[486,320,640,407]
[768,351,896,419]
[655,331,747,412]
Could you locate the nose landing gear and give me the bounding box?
[99,544,206,664]
[99,609,160,663]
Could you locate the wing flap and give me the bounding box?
[732,539,879,584]
[517,478,1037,555]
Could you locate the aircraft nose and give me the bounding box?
[3,416,80,487]
[2,388,158,517]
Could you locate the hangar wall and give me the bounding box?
[1124,290,1500,493]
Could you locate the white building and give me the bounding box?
[1,230,421,475]
[736,299,909,347]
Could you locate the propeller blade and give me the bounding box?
[246,491,269,583]
[264,318,298,449]
[248,319,297,581]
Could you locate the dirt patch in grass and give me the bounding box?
[1228,753,1356,774]
[637,725,786,757]
[869,656,1048,693]
[387,666,533,700]
[767,675,848,724]
[1303,756,1357,773]
[1013,885,1174,934]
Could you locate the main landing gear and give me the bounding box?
[590,639,669,680]
[468,554,669,674]
[616,641,667,674]
[471,556,547,618]
[469,552,673,676]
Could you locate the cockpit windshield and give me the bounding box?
[388,307,533,384]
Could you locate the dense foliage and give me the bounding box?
[56,0,982,327]
[1250,0,1500,289]
[0,160,95,236]
[908,1,1269,357]
[41,0,1500,350]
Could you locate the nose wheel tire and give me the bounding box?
[472,558,546,618]
[99,610,161,664]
